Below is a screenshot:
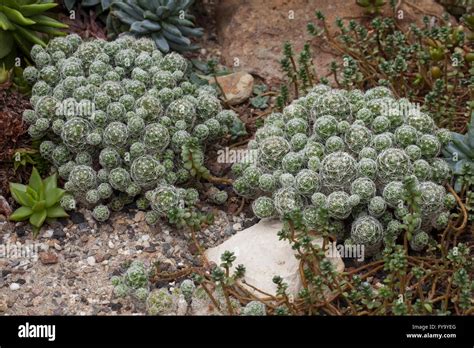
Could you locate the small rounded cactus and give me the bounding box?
[149,185,180,214]
[326,191,354,219]
[242,301,266,316]
[92,205,110,222]
[146,289,175,316]
[180,279,196,302]
[351,216,384,257]
[410,231,430,251]
[252,197,276,219]
[350,177,376,203]
[320,151,357,190]
[68,165,97,192]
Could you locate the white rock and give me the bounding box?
[108,241,115,249]
[86,256,96,266]
[9,283,20,291]
[206,219,344,297]
[43,229,54,238]
[232,223,242,231]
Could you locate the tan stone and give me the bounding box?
[214,71,254,105]
[39,251,59,265]
[215,0,453,83]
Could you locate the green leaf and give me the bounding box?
[161,21,181,36]
[9,206,33,221]
[130,19,161,33]
[29,210,47,228]
[19,3,58,17]
[43,173,57,194]
[28,167,43,193]
[32,199,46,212]
[26,186,38,201]
[30,15,68,29]
[0,30,14,59]
[102,0,112,10]
[178,25,203,37]
[162,30,191,46]
[250,95,269,109]
[82,0,101,7]
[0,12,15,30]
[64,0,76,11]
[9,183,35,207]
[191,59,209,73]
[152,32,169,53]
[46,205,68,218]
[112,2,142,20]
[11,31,32,57]
[253,84,268,95]
[45,187,65,208]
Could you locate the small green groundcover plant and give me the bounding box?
[233,85,455,255]
[9,167,68,236]
[112,257,267,316]
[21,33,244,226]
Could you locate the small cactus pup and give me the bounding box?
[22,34,244,225]
[233,85,455,255]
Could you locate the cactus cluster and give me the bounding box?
[233,85,455,254]
[22,34,243,223]
[112,260,151,300]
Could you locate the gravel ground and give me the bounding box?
[0,206,256,315]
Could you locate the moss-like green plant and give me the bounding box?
[9,167,68,236]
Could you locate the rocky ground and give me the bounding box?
[213,0,450,84]
[0,0,454,316]
[0,207,256,315]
